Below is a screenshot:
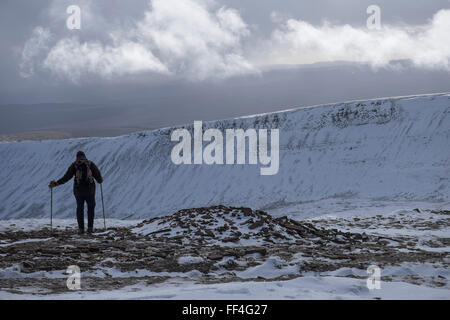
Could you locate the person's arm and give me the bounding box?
[56,163,76,185]
[90,162,103,184]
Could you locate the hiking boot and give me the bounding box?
[78,229,85,235]
[87,228,94,234]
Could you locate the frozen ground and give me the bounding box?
[0,205,448,300]
[0,218,140,233]
[2,276,448,300]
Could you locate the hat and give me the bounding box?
[76,151,86,159]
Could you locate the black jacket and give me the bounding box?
[57,160,103,196]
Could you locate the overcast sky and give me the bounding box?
[0,0,449,134]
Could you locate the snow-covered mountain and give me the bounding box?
[0,93,448,219]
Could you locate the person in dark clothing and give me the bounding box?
[49,151,103,234]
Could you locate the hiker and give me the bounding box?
[49,151,103,234]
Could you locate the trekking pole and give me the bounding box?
[50,187,53,232]
[100,183,106,230]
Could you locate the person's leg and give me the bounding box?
[75,194,85,232]
[86,193,96,232]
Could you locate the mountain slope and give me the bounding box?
[0,93,448,219]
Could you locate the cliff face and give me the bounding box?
[0,93,448,219]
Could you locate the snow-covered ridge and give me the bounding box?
[0,93,449,219]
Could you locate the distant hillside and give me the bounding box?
[0,93,448,219]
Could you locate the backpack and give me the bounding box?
[74,159,94,186]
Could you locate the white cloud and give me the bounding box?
[19,27,51,78]
[43,38,169,82]
[254,9,450,71]
[21,0,255,82]
[19,3,450,82]
[134,0,254,80]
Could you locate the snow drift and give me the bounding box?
[0,93,448,219]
